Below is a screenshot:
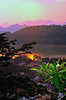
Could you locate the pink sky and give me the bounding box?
[0,0,66,27]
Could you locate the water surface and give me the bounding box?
[31,44,66,58]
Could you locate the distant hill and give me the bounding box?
[20,20,56,26]
[5,25,66,47]
[6,24,28,33]
[62,22,66,25]
[0,26,6,33]
[0,20,66,33]
[0,24,28,33]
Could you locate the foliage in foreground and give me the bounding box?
[0,33,36,68]
[30,59,66,94]
[0,33,50,99]
[0,75,50,99]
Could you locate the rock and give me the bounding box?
[51,94,58,100]
[57,93,63,100]
[61,95,66,100]
[30,97,34,99]
[21,97,26,100]
[35,94,51,100]
[41,94,51,100]
[38,94,41,97]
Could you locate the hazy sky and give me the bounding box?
[0,0,66,25]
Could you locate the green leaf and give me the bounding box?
[54,75,60,89]
[56,59,60,64]
[39,63,46,71]
[42,63,46,68]
[58,75,64,83]
[60,62,66,69]
[54,62,57,70]
[59,70,66,73]
[45,74,51,79]
[46,63,49,67]
[49,63,55,70]
[44,77,51,82]
[40,73,47,76]
[49,71,56,75]
[30,68,42,72]
[34,72,43,75]
[51,77,54,84]
[61,71,66,79]
[45,71,55,79]
[59,83,65,92]
[45,68,53,72]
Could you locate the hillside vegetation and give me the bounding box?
[6,25,66,47]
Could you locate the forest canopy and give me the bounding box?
[5,25,66,46]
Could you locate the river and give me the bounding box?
[31,44,66,58]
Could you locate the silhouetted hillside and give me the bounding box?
[6,25,66,47]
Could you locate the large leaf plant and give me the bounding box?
[30,59,66,94]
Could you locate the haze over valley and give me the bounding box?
[4,25,66,58]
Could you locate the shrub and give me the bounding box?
[30,59,66,94]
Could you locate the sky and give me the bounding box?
[0,0,66,26]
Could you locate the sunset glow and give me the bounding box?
[12,53,39,61]
[0,0,66,26]
[26,54,39,61]
[27,54,34,60]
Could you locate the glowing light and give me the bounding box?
[29,55,34,60]
[27,54,34,60]
[26,53,40,61]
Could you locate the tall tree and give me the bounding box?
[0,33,36,68]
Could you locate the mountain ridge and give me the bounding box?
[0,20,66,34]
[5,25,66,47]
[0,24,28,33]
